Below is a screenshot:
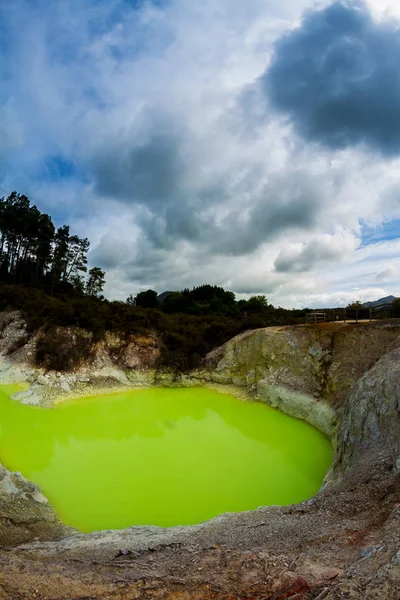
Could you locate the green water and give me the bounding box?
[0,385,331,532]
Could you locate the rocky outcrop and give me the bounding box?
[91,331,161,370]
[206,327,326,394]
[335,348,400,473]
[203,321,400,442]
[205,322,400,408]
[257,382,335,437]
[0,310,161,374]
[0,466,69,546]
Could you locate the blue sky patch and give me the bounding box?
[42,156,77,180]
[361,219,400,246]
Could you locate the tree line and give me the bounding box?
[127,285,271,317]
[0,192,105,297]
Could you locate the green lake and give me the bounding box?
[0,385,332,532]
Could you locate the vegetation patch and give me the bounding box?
[36,328,92,371]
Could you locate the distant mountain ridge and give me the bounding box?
[157,291,173,304]
[362,295,397,308]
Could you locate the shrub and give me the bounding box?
[36,328,92,371]
[0,282,310,373]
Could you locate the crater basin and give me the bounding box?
[0,385,331,532]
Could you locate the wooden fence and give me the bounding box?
[305,303,394,324]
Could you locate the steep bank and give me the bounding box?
[3,313,400,439]
[205,320,400,408]
[1,313,400,598]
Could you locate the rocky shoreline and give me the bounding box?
[1,312,400,598]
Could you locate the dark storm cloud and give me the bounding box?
[274,232,356,273]
[274,251,310,273]
[211,179,320,255]
[229,281,279,295]
[264,1,400,155]
[94,132,184,205]
[89,235,129,269]
[136,171,321,257]
[92,113,215,249]
[92,112,324,259]
[140,206,204,249]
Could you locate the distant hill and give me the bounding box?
[362,295,397,308]
[157,291,173,304]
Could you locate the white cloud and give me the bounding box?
[376,265,396,281]
[366,0,400,20]
[1,0,400,307]
[274,230,359,273]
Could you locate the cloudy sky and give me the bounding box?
[1,0,400,308]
